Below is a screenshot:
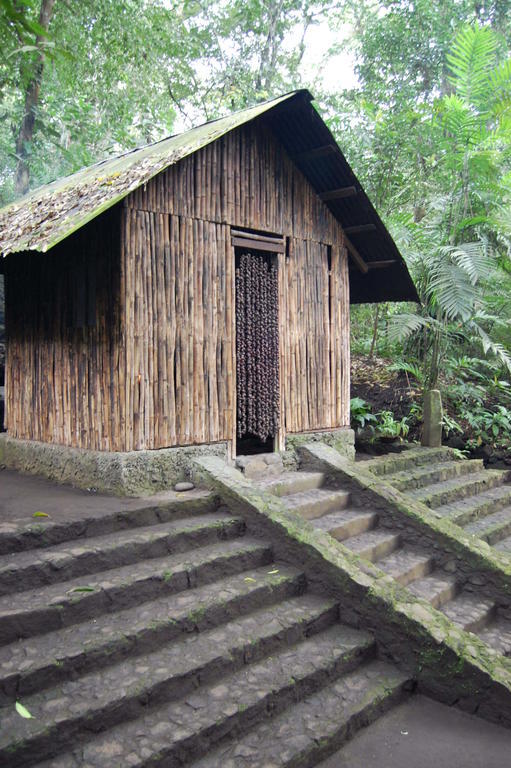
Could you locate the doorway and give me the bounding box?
[235,249,280,455]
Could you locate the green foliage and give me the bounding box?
[350,397,377,431]
[373,411,410,441]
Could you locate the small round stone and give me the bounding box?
[174,481,195,492]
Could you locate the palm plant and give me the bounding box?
[387,23,511,390]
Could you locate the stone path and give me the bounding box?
[0,471,411,767]
[248,449,511,658]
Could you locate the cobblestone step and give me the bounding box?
[0,537,273,646]
[0,493,217,555]
[441,593,496,634]
[365,446,455,477]
[479,618,511,656]
[188,661,410,768]
[377,548,434,586]
[387,459,484,492]
[434,484,511,526]
[494,534,511,554]
[0,597,349,767]
[407,573,459,609]
[341,530,401,563]
[256,471,326,497]
[463,506,511,544]
[0,513,245,596]
[25,625,376,768]
[410,470,509,509]
[0,563,306,703]
[283,487,351,520]
[311,508,378,541]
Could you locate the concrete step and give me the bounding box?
[23,624,376,768]
[256,470,326,497]
[283,487,351,520]
[311,508,378,542]
[479,617,511,656]
[342,530,401,563]
[408,573,459,609]
[494,534,511,555]
[0,563,306,703]
[387,459,484,493]
[410,470,509,509]
[377,548,434,586]
[0,513,245,596]
[0,492,217,555]
[434,484,511,526]
[189,661,410,768]
[463,506,511,545]
[0,537,273,646]
[365,447,455,477]
[441,593,496,634]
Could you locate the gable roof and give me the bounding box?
[0,90,418,303]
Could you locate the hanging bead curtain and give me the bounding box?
[236,252,280,441]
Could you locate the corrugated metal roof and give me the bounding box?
[0,92,296,256]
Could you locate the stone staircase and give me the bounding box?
[367,447,511,554]
[0,488,411,767]
[248,454,511,657]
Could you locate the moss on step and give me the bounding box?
[195,453,511,727]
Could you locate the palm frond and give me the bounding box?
[447,23,497,107]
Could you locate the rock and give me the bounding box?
[174,481,195,492]
[243,459,268,479]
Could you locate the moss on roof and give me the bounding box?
[0,92,298,257]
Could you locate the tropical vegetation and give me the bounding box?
[1,0,511,457]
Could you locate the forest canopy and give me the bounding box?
[1,0,511,455]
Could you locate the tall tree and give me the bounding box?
[13,0,55,195]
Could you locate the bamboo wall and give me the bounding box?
[4,120,350,451]
[4,209,124,450]
[124,121,350,450]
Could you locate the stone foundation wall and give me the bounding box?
[0,434,229,496]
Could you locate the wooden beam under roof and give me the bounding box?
[345,235,368,274]
[344,223,376,235]
[367,260,396,269]
[320,186,358,201]
[293,143,337,162]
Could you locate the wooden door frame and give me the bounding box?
[230,230,285,456]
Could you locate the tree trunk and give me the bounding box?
[14,0,56,197]
[368,304,380,358]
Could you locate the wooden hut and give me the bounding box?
[0,90,417,490]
